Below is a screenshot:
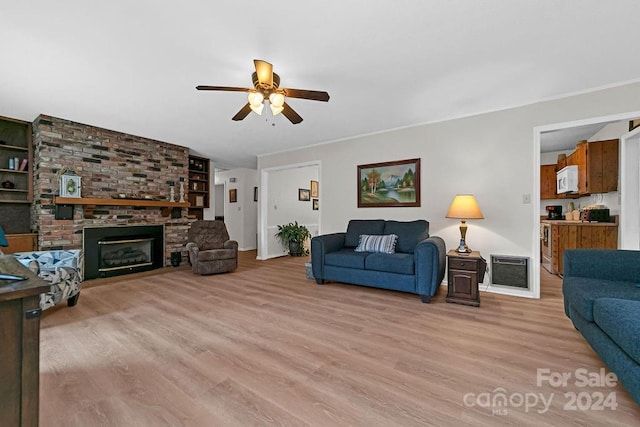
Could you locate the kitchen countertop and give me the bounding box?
[541,219,618,227]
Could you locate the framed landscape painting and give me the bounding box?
[357,158,420,208]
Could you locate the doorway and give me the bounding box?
[534,111,640,298]
[620,127,640,249]
[258,161,320,260]
[214,184,224,221]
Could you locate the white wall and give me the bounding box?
[215,168,258,251]
[541,149,573,166]
[258,81,640,297]
[262,163,319,259]
[214,184,224,218]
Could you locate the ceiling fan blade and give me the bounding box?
[232,103,252,121]
[282,102,303,124]
[254,59,273,88]
[282,88,330,102]
[196,85,252,92]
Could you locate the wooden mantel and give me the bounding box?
[54,197,189,218]
[55,197,189,208]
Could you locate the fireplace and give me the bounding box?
[99,237,154,272]
[83,225,164,279]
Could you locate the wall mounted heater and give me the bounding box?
[491,255,529,289]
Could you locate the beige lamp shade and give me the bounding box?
[446,194,484,219]
[446,194,483,253]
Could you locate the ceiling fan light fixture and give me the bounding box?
[249,102,264,115]
[269,93,285,115]
[247,91,264,107]
[248,91,265,115]
[269,92,285,107]
[197,59,329,124]
[270,104,284,116]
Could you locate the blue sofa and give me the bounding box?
[311,219,446,302]
[562,249,640,404]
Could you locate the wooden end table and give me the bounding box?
[446,250,486,307]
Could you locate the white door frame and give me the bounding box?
[533,110,640,298]
[258,160,321,260]
[620,126,640,249]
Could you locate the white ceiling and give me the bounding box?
[540,123,609,153]
[2,1,640,169]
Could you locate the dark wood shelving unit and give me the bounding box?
[0,118,32,204]
[0,116,34,244]
[188,155,210,220]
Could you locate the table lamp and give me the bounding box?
[446,194,484,253]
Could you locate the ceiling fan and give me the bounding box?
[196,59,330,124]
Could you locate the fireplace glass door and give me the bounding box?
[98,237,154,273]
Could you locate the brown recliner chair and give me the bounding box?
[186,220,238,274]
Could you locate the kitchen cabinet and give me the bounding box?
[551,221,618,275]
[573,139,619,195]
[188,155,210,220]
[540,164,557,199]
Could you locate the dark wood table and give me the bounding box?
[0,255,49,427]
[446,250,486,307]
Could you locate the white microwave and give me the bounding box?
[557,165,578,194]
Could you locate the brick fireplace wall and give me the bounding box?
[32,115,193,265]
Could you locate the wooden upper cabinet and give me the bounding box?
[573,142,588,194]
[540,164,557,199]
[597,139,619,193]
[577,139,619,195]
[565,148,579,167]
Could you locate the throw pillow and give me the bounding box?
[354,234,398,254]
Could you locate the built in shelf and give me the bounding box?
[0,144,28,152]
[55,197,190,208]
[0,169,28,174]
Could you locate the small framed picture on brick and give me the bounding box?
[60,175,81,198]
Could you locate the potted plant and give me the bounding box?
[275,221,312,256]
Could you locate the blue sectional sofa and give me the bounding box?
[311,219,446,302]
[562,249,640,404]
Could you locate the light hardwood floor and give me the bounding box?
[39,252,640,426]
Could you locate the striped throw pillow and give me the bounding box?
[354,234,398,254]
